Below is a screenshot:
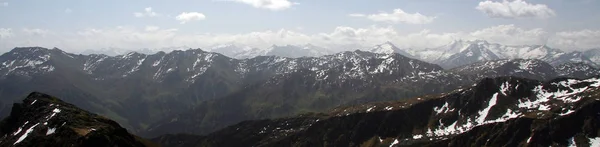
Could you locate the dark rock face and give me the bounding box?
[0,92,155,147]
[154,76,600,147]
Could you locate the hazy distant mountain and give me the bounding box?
[211,44,334,59]
[81,47,129,56]
[390,40,598,68]
[584,48,600,63]
[81,46,191,56]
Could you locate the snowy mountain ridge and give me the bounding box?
[373,40,597,68]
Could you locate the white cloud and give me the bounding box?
[22,28,50,36]
[468,24,548,45]
[227,0,297,11]
[550,30,600,49]
[476,0,556,19]
[65,8,73,13]
[350,9,436,24]
[175,12,206,24]
[1,25,599,53]
[0,28,12,39]
[2,2,7,7]
[145,26,160,32]
[348,14,366,17]
[134,7,159,18]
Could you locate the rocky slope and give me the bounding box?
[555,62,600,78]
[0,92,156,147]
[450,59,558,81]
[154,76,600,147]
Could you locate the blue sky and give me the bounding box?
[0,0,599,53]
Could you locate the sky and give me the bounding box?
[0,0,600,53]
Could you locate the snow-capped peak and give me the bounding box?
[369,42,399,54]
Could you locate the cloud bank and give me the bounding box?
[476,0,556,19]
[350,9,436,24]
[0,25,598,53]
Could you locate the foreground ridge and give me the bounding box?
[0,92,156,147]
[154,76,600,147]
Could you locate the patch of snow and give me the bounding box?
[366,106,376,112]
[486,109,522,123]
[413,134,423,139]
[538,105,551,111]
[434,102,454,114]
[31,100,37,105]
[500,82,510,95]
[560,109,576,116]
[385,106,393,111]
[12,121,29,136]
[152,56,165,67]
[589,137,600,147]
[389,139,399,147]
[428,96,524,138]
[519,78,600,111]
[166,68,175,73]
[83,56,108,74]
[12,128,23,136]
[568,137,577,147]
[46,128,56,135]
[46,108,61,121]
[14,123,39,145]
[476,93,499,123]
[127,57,147,74]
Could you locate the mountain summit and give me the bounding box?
[367,42,415,58]
[0,92,156,147]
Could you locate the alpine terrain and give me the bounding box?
[1,47,599,138]
[0,92,156,147]
[3,0,600,146]
[154,76,600,147]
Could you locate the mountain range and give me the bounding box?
[367,40,599,69]
[1,46,600,146]
[1,46,599,138]
[209,44,335,59]
[78,40,600,69]
[81,46,191,56]
[153,76,600,146]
